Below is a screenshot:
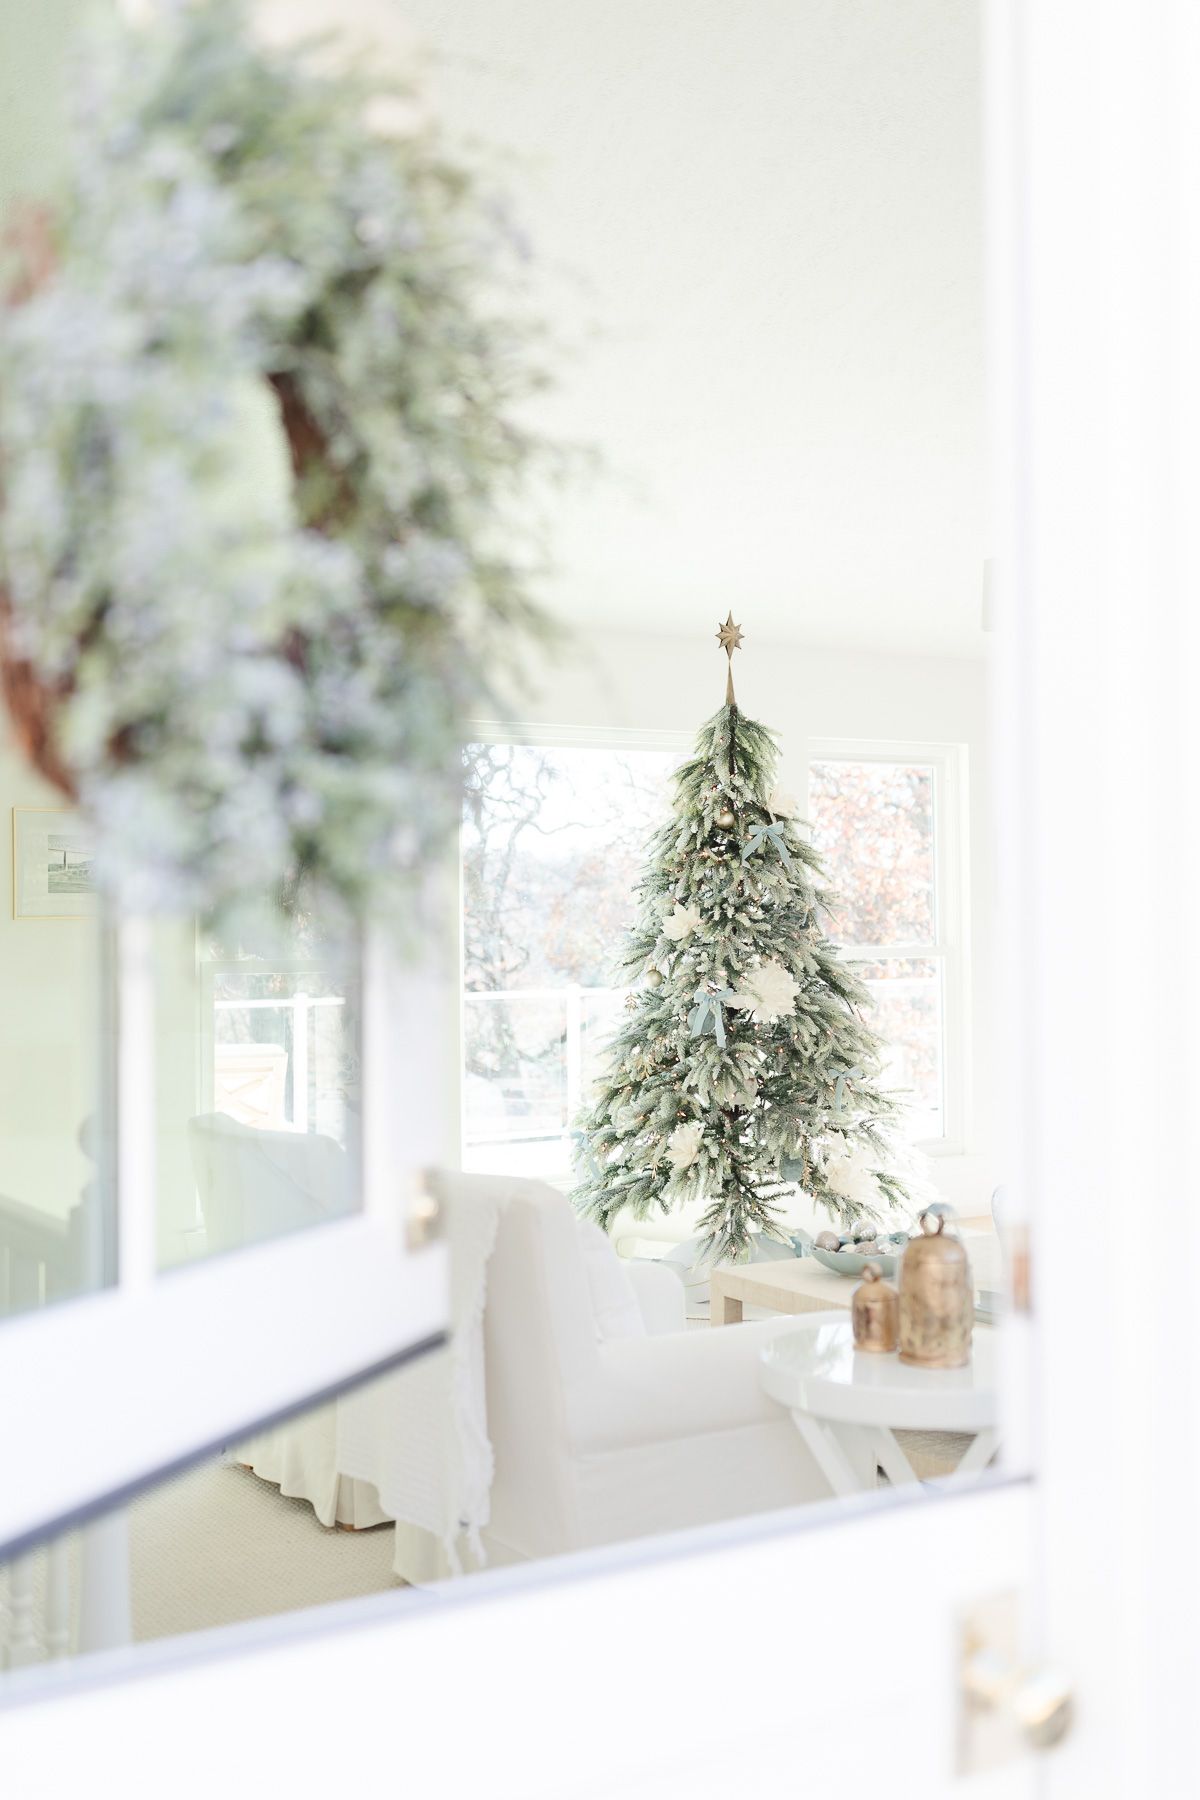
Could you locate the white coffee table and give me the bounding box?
[761,1313,1000,1498]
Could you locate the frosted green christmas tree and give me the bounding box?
[572,617,911,1263]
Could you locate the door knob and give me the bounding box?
[1011,1666,1074,1750]
[963,1639,1074,1750]
[405,1177,443,1252]
[959,1593,1073,1771]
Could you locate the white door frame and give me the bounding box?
[3,3,1194,1793]
[993,3,1200,1793]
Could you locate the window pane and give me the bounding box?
[463,991,568,1176]
[809,760,936,947]
[462,744,678,1175]
[154,913,362,1272]
[851,957,944,1140]
[0,896,113,1326]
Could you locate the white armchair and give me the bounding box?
[475,1176,832,1567]
[187,1112,351,1253]
[238,1171,833,1572]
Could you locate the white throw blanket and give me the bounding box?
[335,1178,507,1576]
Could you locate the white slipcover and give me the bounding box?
[244,1174,835,1577]
[475,1177,831,1567]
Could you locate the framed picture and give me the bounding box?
[11,807,98,920]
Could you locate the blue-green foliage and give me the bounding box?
[572,704,910,1263]
[0,0,553,933]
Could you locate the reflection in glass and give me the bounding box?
[154,910,362,1271]
[0,905,115,1325]
[461,742,678,1178]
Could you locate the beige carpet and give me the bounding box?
[129,1458,400,1643]
[3,1460,401,1668]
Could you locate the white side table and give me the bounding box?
[760,1313,1000,1497]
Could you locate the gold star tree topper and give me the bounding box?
[716,611,744,704]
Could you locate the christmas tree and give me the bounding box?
[572,617,911,1263]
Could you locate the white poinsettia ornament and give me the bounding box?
[667,1120,704,1171]
[663,901,702,942]
[730,959,799,1024]
[823,1144,880,1210]
[766,785,798,819]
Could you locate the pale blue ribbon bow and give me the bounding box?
[689,986,737,1049]
[742,821,793,872]
[831,1065,864,1110]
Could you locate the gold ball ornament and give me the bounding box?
[645,967,664,989]
[716,806,736,830]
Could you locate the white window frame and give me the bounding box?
[461,724,972,1167]
[803,737,972,1157]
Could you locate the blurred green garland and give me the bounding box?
[0,0,553,933]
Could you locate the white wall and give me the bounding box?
[0,735,100,1223]
[497,626,999,1218]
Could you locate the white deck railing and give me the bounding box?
[213,993,346,1133]
[463,984,625,1147]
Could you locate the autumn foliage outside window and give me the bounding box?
[808,759,946,1141]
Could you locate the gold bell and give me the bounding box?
[898,1211,973,1369]
[851,1262,899,1353]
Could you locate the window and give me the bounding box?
[461,733,969,1170]
[807,744,969,1150]
[461,735,682,1180]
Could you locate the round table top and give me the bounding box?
[760,1312,998,1432]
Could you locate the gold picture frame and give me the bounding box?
[11,806,98,921]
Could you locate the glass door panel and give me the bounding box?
[153,913,362,1273]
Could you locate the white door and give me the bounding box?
[0,926,453,1555]
[0,2,1188,1793]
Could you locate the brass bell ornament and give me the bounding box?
[851,1262,899,1354]
[898,1211,973,1369]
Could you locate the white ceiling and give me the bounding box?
[262,1,984,657]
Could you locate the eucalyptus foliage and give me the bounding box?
[0,0,551,928]
[572,704,911,1262]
